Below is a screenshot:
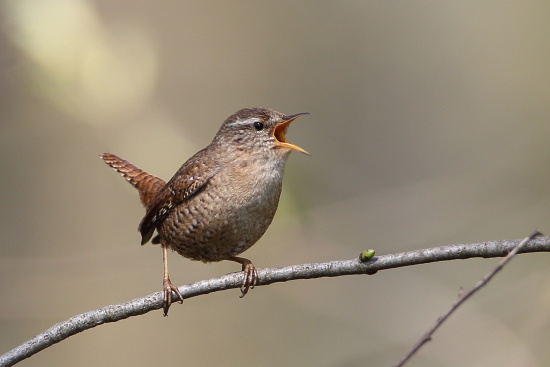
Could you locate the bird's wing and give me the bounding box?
[138,149,220,245]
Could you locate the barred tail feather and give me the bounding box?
[100,153,165,209]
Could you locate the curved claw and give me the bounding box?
[239,262,258,298]
[227,256,258,298]
[163,276,184,316]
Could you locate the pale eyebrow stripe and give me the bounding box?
[226,118,254,127]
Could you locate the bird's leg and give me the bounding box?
[227,256,258,297]
[162,245,184,316]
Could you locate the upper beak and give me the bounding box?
[273,112,310,155]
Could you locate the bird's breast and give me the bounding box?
[158,156,288,262]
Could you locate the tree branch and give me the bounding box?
[2,236,550,367]
[395,231,542,367]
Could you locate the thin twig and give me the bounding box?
[395,231,543,367]
[1,236,549,367]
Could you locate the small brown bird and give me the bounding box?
[101,107,308,315]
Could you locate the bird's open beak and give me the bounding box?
[273,112,310,155]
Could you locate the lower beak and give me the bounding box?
[273,112,309,155]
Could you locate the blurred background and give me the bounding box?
[1,1,549,366]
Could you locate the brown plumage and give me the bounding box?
[100,153,165,209]
[100,107,308,315]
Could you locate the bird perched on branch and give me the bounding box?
[101,107,308,315]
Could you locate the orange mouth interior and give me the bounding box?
[273,113,309,155]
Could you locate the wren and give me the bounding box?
[100,107,308,315]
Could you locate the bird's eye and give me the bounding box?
[253,121,264,131]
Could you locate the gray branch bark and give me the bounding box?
[395,232,542,367]
[2,236,550,367]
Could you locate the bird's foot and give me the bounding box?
[227,256,258,298]
[239,260,258,298]
[163,276,184,316]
